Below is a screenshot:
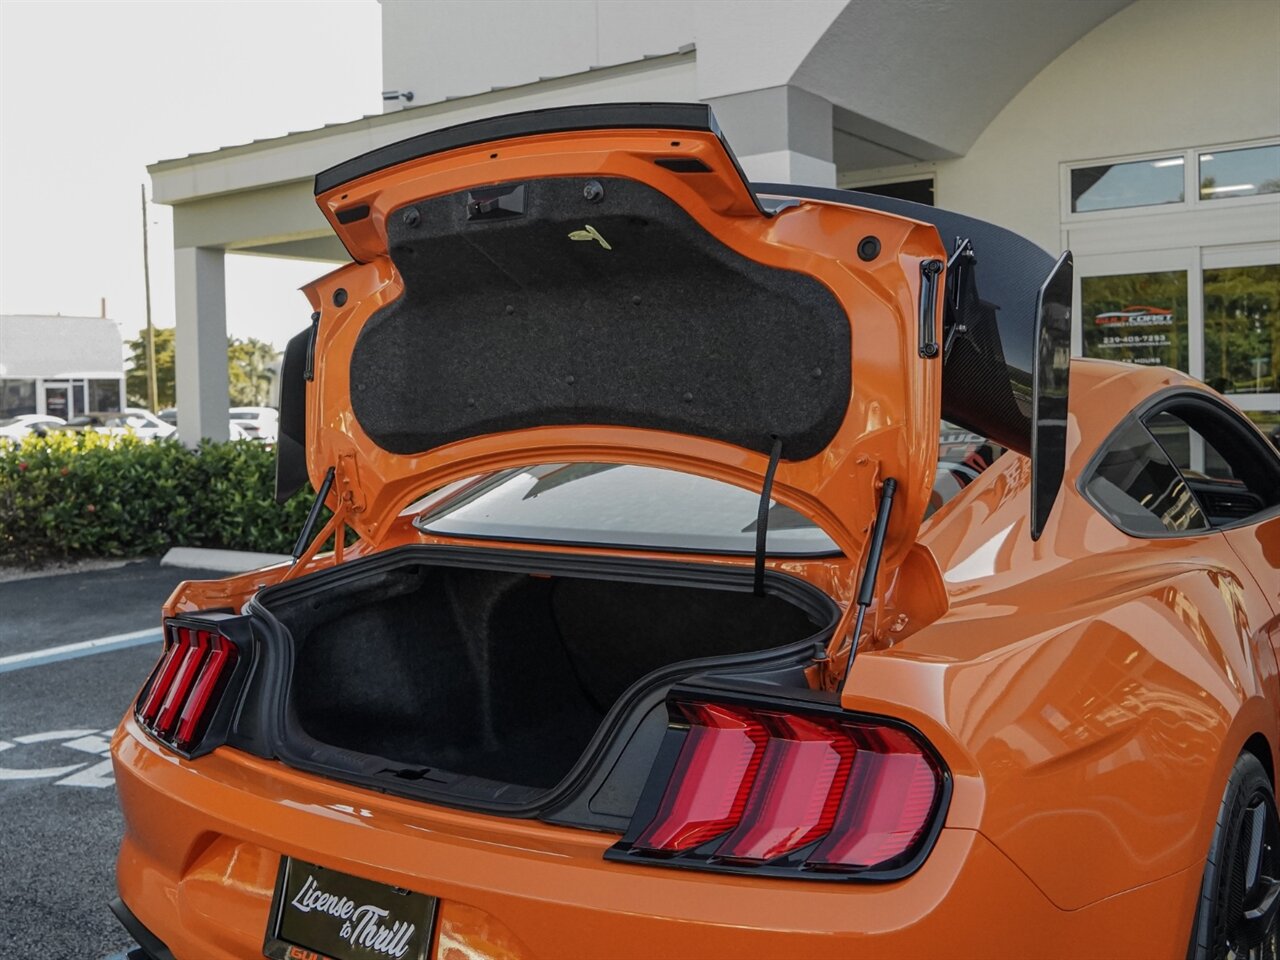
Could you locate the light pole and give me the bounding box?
[140,184,158,412]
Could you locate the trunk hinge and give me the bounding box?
[753,436,783,597]
[334,448,367,515]
[823,474,898,687]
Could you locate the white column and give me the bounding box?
[705,86,837,188]
[174,246,229,444]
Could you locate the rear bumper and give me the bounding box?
[112,718,1196,959]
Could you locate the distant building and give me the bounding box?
[0,315,126,419]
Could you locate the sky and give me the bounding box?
[0,0,383,351]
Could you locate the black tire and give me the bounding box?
[1189,752,1280,960]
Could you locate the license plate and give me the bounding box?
[264,858,437,960]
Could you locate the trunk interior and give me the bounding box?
[263,560,825,792]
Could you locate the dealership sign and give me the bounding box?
[1085,303,1185,369]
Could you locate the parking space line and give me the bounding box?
[0,628,162,674]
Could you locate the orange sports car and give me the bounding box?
[110,104,1280,959]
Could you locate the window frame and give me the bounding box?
[1079,387,1280,538]
[841,172,937,204]
[1062,137,1280,225]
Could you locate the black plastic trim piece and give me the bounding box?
[316,102,727,196]
[654,157,711,173]
[335,203,370,224]
[604,676,952,883]
[110,897,176,960]
[917,259,943,359]
[242,544,838,823]
[276,324,313,503]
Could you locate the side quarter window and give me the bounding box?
[1083,418,1210,535]
[1143,400,1280,526]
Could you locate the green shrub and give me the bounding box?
[0,431,318,568]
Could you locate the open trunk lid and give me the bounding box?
[282,102,1070,561]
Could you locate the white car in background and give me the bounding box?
[99,408,178,441]
[0,413,65,441]
[228,406,278,442]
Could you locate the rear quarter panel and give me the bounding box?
[848,362,1280,911]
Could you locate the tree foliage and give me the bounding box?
[124,328,281,409]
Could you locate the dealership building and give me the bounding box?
[147,0,1279,444]
[0,314,126,421]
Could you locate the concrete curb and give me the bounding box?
[160,547,290,573]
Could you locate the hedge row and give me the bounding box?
[0,431,318,568]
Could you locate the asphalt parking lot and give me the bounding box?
[0,559,222,959]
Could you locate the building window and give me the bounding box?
[1081,271,1189,370]
[850,178,935,206]
[1070,157,1185,213]
[1203,263,1278,396]
[89,379,122,413]
[1,379,37,417]
[1199,145,1280,201]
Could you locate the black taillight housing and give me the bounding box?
[135,613,253,758]
[606,679,950,881]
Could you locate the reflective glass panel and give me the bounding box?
[1203,263,1279,396]
[1199,145,1280,200]
[1082,271,1189,370]
[1071,157,1185,213]
[413,463,840,556]
[89,379,121,412]
[0,379,37,417]
[1084,419,1208,534]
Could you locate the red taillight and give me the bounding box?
[807,726,939,869]
[619,700,945,878]
[173,634,237,748]
[713,712,854,862]
[154,629,209,735]
[633,703,767,852]
[137,629,190,724]
[136,621,240,753]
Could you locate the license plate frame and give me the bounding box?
[263,857,437,960]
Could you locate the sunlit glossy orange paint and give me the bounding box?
[114,123,1280,957]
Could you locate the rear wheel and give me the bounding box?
[1190,752,1280,960]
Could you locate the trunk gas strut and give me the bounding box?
[841,477,898,684]
[291,466,335,561]
[753,437,784,597]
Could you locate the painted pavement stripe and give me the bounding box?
[0,628,162,674]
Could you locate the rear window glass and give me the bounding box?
[1084,419,1209,534]
[410,463,840,556]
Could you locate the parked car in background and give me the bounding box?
[229,406,278,442]
[0,413,65,441]
[156,408,263,441]
[98,409,177,441]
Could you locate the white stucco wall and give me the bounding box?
[380,0,697,105]
[378,0,847,114]
[842,0,1280,255]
